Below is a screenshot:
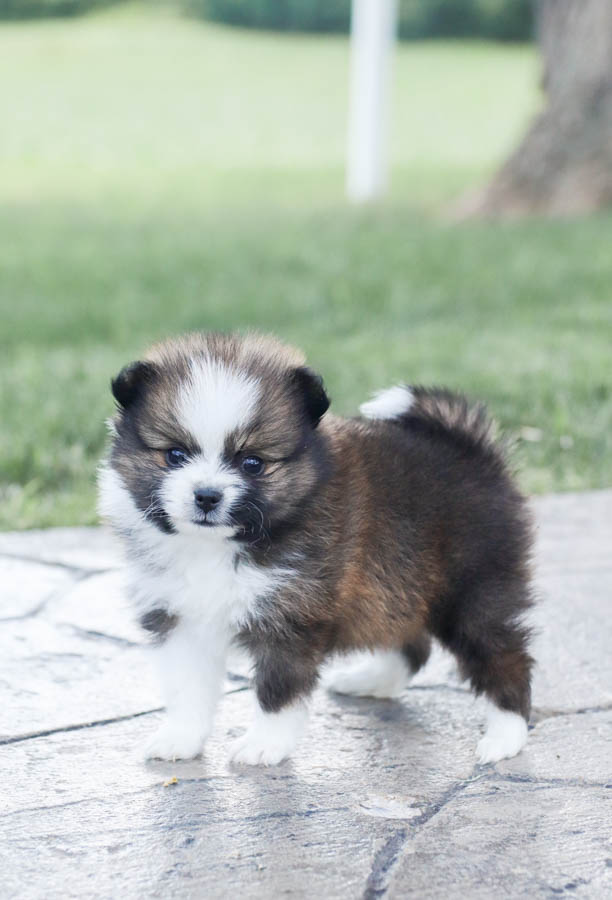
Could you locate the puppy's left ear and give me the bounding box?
[291,366,330,428]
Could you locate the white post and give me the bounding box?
[346,0,398,203]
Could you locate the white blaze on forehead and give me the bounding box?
[179,359,260,458]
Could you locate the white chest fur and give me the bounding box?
[131,532,283,632]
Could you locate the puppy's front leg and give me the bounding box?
[230,639,318,766]
[145,618,228,761]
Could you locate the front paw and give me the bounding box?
[230,702,307,766]
[144,720,208,761]
[230,729,293,766]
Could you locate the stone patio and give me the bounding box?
[1,491,611,899]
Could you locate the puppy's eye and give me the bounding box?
[166,448,189,468]
[241,455,264,476]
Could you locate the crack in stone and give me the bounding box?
[60,624,141,648]
[4,795,109,818]
[6,793,353,837]
[124,804,355,835]
[0,550,112,578]
[225,684,250,696]
[0,685,250,747]
[362,763,611,899]
[531,702,612,724]
[0,708,163,746]
[362,828,409,900]
[405,690,612,723]
[244,805,352,824]
[362,776,485,899]
[492,771,611,791]
[0,600,49,624]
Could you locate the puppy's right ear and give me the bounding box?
[111,361,157,409]
[291,366,330,428]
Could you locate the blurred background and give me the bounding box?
[1,0,610,530]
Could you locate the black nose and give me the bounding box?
[194,488,223,513]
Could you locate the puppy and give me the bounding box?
[98,332,534,765]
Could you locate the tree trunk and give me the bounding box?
[459,0,612,218]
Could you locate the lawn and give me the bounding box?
[1,2,610,530]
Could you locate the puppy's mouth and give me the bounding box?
[192,516,220,528]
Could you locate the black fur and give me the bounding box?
[140,608,179,639]
[291,366,330,427]
[109,412,176,534]
[401,635,432,674]
[111,361,158,409]
[239,620,333,713]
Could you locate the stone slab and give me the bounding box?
[42,569,143,645]
[529,492,612,713]
[0,619,157,741]
[2,692,611,900]
[0,688,483,900]
[497,707,612,784]
[0,557,78,620]
[388,778,611,899]
[0,489,611,898]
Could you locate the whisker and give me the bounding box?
[242,499,271,548]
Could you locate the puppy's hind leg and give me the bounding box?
[430,577,533,764]
[324,635,431,699]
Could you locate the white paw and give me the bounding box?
[477,709,528,763]
[324,651,407,699]
[230,702,307,766]
[230,730,293,766]
[144,720,208,761]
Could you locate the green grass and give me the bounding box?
[1,2,610,530]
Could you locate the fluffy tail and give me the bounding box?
[359,384,500,457]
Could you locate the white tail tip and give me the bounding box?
[359,385,413,420]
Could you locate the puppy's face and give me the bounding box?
[108,335,330,542]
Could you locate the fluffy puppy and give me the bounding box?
[98,332,534,765]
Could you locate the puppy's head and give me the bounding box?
[108,333,330,541]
